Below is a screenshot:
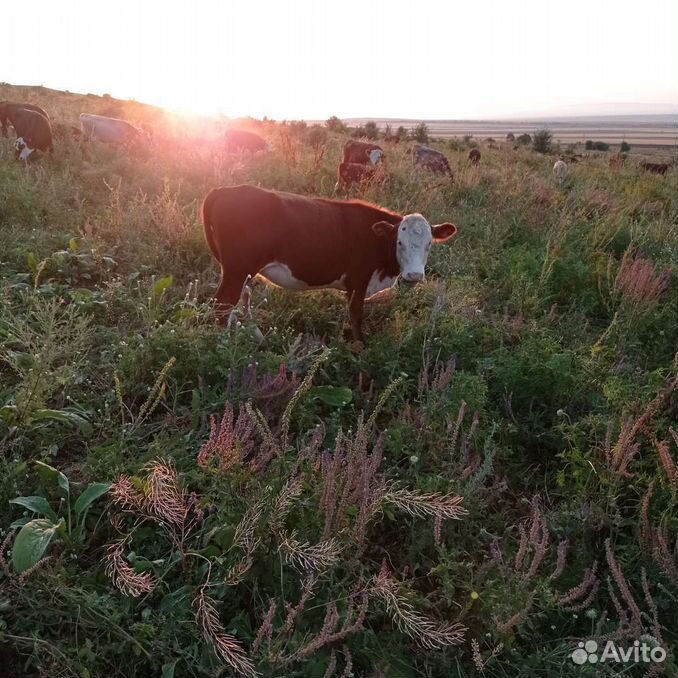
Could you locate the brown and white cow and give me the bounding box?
[224,129,271,154]
[80,113,147,146]
[412,144,453,177]
[13,108,53,160]
[202,185,458,342]
[468,148,481,164]
[0,102,49,137]
[343,140,384,166]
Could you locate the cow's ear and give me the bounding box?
[372,221,397,238]
[432,223,457,242]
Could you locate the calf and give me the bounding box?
[412,144,453,177]
[553,159,568,182]
[13,108,53,160]
[202,185,458,342]
[224,129,270,154]
[468,148,481,164]
[640,161,670,175]
[336,162,380,190]
[80,113,146,146]
[343,140,384,166]
[0,102,49,137]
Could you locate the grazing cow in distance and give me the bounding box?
[336,162,380,190]
[640,161,670,175]
[80,113,147,147]
[468,148,481,164]
[412,144,453,177]
[12,108,53,160]
[201,185,458,343]
[224,129,271,154]
[553,159,569,182]
[343,140,384,166]
[0,102,49,137]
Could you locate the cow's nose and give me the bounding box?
[402,271,424,283]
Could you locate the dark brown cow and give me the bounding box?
[12,108,53,160]
[342,140,384,166]
[0,102,49,137]
[640,161,670,175]
[412,144,453,177]
[224,129,270,154]
[468,148,481,164]
[202,185,457,342]
[336,162,379,189]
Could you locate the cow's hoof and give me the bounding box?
[350,340,364,354]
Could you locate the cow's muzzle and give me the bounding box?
[401,271,425,284]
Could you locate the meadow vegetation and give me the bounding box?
[1,85,677,677]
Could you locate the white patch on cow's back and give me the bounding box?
[365,270,397,298]
[369,148,383,166]
[259,262,346,291]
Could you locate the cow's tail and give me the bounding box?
[201,188,222,260]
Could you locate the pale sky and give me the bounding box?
[2,0,677,120]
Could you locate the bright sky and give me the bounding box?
[3,0,677,120]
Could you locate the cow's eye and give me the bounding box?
[398,240,403,246]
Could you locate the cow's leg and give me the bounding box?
[215,270,250,325]
[347,285,367,347]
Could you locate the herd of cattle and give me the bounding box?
[1,99,674,183]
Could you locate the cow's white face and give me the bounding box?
[372,214,458,283]
[15,138,33,160]
[369,148,383,166]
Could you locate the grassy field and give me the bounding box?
[1,85,678,678]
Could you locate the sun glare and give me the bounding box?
[1,0,677,119]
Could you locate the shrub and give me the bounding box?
[585,140,610,151]
[395,125,409,142]
[364,121,379,141]
[532,129,552,154]
[506,132,515,141]
[325,116,346,133]
[412,122,429,144]
[516,133,532,145]
[620,141,631,153]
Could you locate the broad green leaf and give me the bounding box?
[12,518,62,573]
[153,275,173,298]
[74,483,111,521]
[68,238,78,252]
[34,460,70,497]
[311,385,353,407]
[9,496,57,521]
[161,660,178,678]
[26,252,38,275]
[33,408,93,436]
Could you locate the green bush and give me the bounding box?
[532,128,552,154]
